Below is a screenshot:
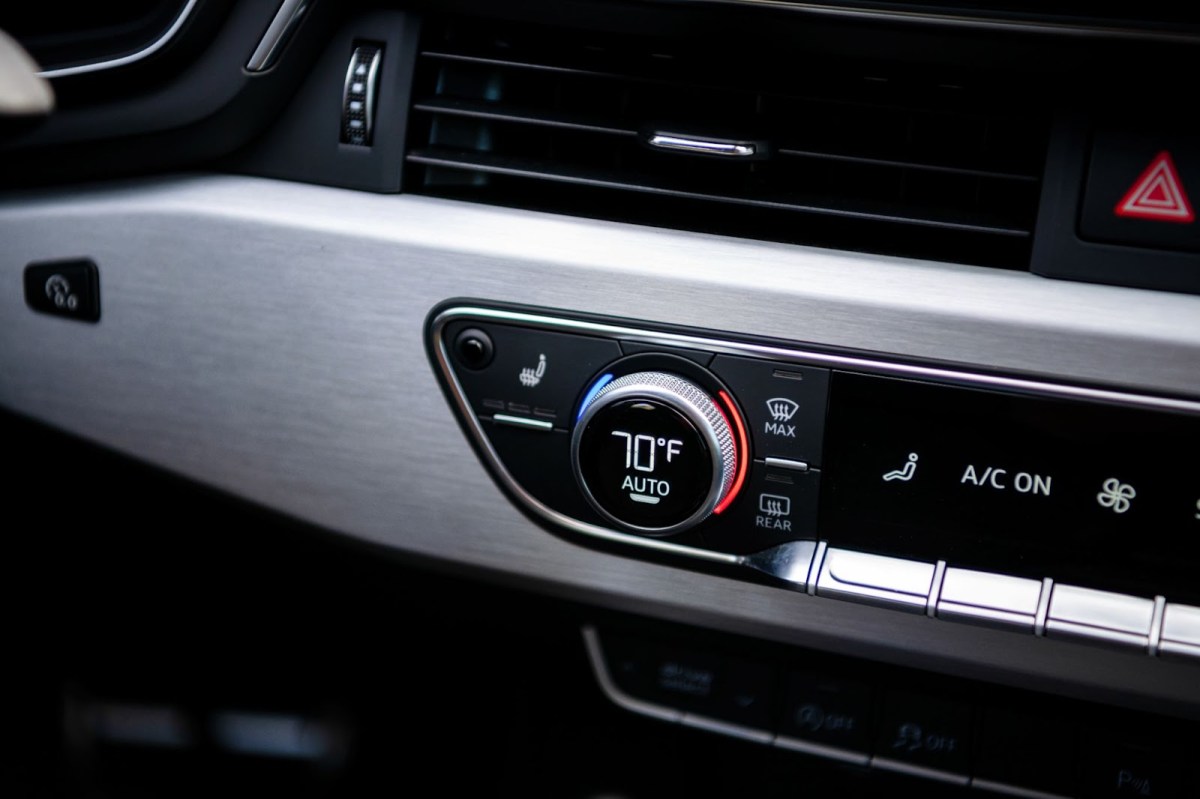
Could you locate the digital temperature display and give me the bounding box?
[577,399,712,529]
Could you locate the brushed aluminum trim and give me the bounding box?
[37,0,200,79]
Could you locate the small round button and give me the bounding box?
[453,328,494,370]
[572,371,738,535]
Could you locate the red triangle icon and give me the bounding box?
[1114,150,1194,223]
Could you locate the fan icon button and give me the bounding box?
[1096,478,1136,514]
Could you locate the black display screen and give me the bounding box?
[821,372,1200,599]
[578,398,713,529]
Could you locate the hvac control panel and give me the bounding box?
[428,303,1200,662]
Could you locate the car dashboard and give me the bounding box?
[2,1,1199,796]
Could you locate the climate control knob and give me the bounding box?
[571,371,740,535]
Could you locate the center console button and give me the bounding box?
[703,460,820,554]
[1158,603,1200,662]
[446,322,621,428]
[975,708,1079,796]
[1046,585,1154,651]
[777,672,871,760]
[709,355,829,466]
[936,568,1044,632]
[874,690,971,778]
[816,549,936,613]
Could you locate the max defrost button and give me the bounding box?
[709,355,829,466]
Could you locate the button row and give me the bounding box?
[746,543,1200,661]
[585,627,1195,798]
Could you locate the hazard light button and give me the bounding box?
[1080,132,1200,253]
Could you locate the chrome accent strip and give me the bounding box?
[38,0,200,79]
[740,540,819,589]
[492,413,553,431]
[807,540,827,596]
[432,306,1200,416]
[688,1,1200,44]
[364,46,381,141]
[765,456,809,471]
[1033,578,1053,637]
[1046,584,1154,651]
[970,777,1072,799]
[774,735,869,766]
[581,626,683,723]
[926,560,947,618]
[680,713,773,743]
[246,0,312,72]
[432,314,741,566]
[871,757,969,786]
[1149,595,1167,657]
[647,133,757,158]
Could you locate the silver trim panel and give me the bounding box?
[37,0,200,79]
[246,0,312,72]
[764,456,809,471]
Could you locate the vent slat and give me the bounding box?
[412,98,638,138]
[408,149,1031,237]
[407,19,1051,269]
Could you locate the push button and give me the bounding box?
[874,690,971,777]
[778,672,871,756]
[709,355,829,466]
[600,634,773,730]
[1079,734,1181,798]
[24,259,100,323]
[1080,131,1199,253]
[446,322,621,429]
[705,459,819,552]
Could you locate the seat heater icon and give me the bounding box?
[519,354,547,388]
[766,397,799,423]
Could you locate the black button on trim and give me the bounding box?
[24,259,100,323]
[454,327,494,370]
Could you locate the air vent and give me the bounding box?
[405,19,1051,269]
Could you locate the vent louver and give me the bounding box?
[406,19,1050,269]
